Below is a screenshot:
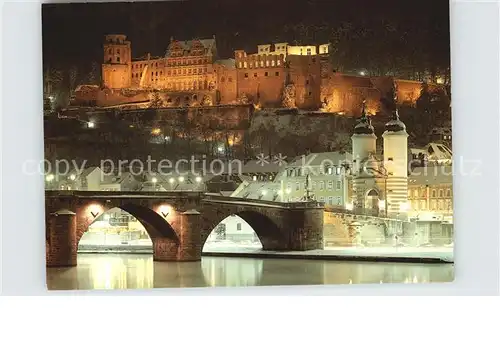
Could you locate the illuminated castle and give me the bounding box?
[92,34,433,113]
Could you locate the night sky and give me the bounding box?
[42,0,450,71]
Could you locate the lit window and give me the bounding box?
[265,72,269,77]
[261,60,264,67]
[328,181,333,189]
[319,181,325,190]
[244,62,248,68]
[250,62,253,68]
[277,60,281,66]
[275,72,280,76]
[266,61,269,67]
[271,60,275,66]
[239,62,242,68]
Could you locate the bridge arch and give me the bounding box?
[76,203,179,246]
[77,204,179,251]
[203,209,284,251]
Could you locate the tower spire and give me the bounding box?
[392,79,400,120]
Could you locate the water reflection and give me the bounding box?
[46,254,454,291]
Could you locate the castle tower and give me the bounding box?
[351,100,381,213]
[102,34,132,89]
[382,81,409,218]
[351,99,377,176]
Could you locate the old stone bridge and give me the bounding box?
[45,191,324,266]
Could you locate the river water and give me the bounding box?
[46,254,454,290]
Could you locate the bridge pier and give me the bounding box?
[153,210,202,261]
[46,210,77,267]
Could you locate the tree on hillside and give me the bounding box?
[149,91,163,108]
[68,65,78,95]
[87,61,101,85]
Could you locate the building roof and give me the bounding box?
[231,181,282,202]
[242,159,282,174]
[408,166,453,186]
[166,38,216,56]
[284,152,352,169]
[77,166,100,179]
[215,59,236,69]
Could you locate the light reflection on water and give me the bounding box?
[46,254,454,291]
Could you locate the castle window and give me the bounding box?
[108,49,112,54]
[188,69,192,74]
[439,189,444,198]
[312,58,316,63]
[221,77,226,83]
[155,63,158,67]
[239,62,242,68]
[117,49,120,54]
[244,73,248,78]
[266,61,269,67]
[265,72,269,77]
[228,77,233,82]
[117,57,120,62]
[244,62,248,68]
[328,180,333,189]
[306,79,309,85]
[271,60,275,67]
[336,181,341,190]
[277,60,281,66]
[275,72,280,76]
[307,48,312,55]
[261,60,264,67]
[160,71,163,75]
[308,91,312,96]
[155,72,158,76]
[388,157,394,161]
[250,62,253,68]
[432,190,436,197]
[254,73,258,78]
[447,189,451,197]
[151,72,154,76]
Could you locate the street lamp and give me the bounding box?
[87,121,95,128]
[195,176,202,183]
[69,174,76,181]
